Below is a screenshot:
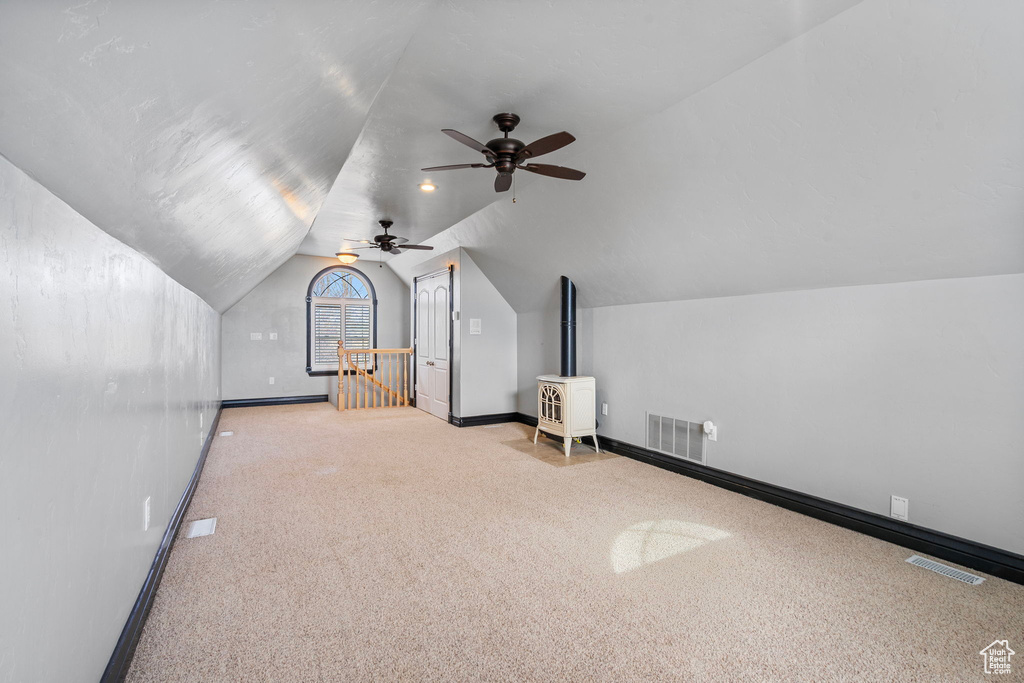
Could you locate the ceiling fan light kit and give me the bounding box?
[335,252,359,265]
[422,113,586,193]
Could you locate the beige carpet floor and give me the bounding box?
[127,404,1024,682]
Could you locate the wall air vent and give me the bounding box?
[906,555,985,585]
[646,413,705,465]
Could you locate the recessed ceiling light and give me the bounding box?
[336,252,359,265]
[419,183,436,192]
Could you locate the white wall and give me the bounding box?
[460,250,517,416]
[518,274,1024,554]
[0,154,221,682]
[221,254,409,401]
[515,283,564,415]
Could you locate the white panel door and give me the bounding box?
[429,280,450,419]
[415,271,450,420]
[415,286,432,411]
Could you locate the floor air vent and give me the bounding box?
[906,555,984,585]
[186,518,217,538]
[646,413,704,465]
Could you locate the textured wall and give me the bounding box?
[221,254,409,401]
[519,275,1024,554]
[0,155,221,682]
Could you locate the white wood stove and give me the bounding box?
[534,374,600,457]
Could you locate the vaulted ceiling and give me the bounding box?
[2,1,1021,313]
[391,0,1024,311]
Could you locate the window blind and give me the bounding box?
[313,304,343,365]
[344,304,371,368]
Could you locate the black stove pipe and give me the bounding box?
[560,275,577,377]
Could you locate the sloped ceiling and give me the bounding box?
[300,0,863,252]
[0,0,862,311]
[0,0,430,312]
[3,1,1020,315]
[391,0,1024,311]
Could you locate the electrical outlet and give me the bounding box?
[601,402,608,416]
[269,332,278,340]
[143,496,151,531]
[269,377,275,385]
[250,332,262,341]
[703,421,718,441]
[890,495,909,521]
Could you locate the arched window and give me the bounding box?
[306,266,376,375]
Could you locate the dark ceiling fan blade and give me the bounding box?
[517,131,575,160]
[389,248,402,255]
[494,173,513,192]
[421,163,488,171]
[400,244,434,251]
[442,129,495,156]
[518,163,586,181]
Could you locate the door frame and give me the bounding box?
[412,265,454,421]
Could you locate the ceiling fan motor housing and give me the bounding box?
[489,118,525,174]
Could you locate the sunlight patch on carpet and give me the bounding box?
[611,520,730,574]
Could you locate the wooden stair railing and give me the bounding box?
[338,342,413,410]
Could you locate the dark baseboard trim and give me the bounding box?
[221,394,328,409]
[603,435,1024,585]
[512,413,1024,585]
[515,412,538,427]
[101,404,224,682]
[451,412,520,428]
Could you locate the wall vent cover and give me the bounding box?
[906,555,984,585]
[646,413,704,465]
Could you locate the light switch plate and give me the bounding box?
[469,318,482,335]
[250,332,262,341]
[269,332,278,340]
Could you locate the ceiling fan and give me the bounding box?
[339,220,434,261]
[422,113,586,193]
